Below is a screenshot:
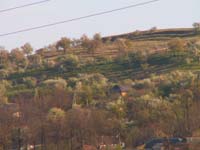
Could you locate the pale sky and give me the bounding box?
[0,0,199,50]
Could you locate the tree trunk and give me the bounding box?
[18,128,22,150]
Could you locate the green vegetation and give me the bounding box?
[0,27,200,150]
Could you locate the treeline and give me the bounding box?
[1,70,200,150]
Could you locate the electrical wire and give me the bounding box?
[0,0,161,37]
[0,0,51,13]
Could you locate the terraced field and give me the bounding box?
[5,28,200,98]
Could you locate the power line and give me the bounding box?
[0,0,51,13]
[0,0,161,37]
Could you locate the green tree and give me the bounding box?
[21,43,33,56]
[0,83,8,104]
[0,108,14,150]
[23,77,37,88]
[81,34,102,56]
[93,33,101,41]
[10,48,28,69]
[193,22,200,32]
[80,34,90,48]
[59,54,80,71]
[0,49,9,67]
[47,107,65,122]
[47,107,66,150]
[56,37,71,54]
[28,54,42,68]
[181,90,193,134]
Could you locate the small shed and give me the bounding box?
[110,85,130,97]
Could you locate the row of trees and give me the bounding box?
[0,74,122,150]
[1,31,198,75]
[1,70,200,149]
[0,33,104,76]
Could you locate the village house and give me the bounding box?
[110,85,130,97]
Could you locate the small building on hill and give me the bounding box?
[110,85,130,97]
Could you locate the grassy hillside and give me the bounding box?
[5,28,200,81]
[3,28,199,98]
